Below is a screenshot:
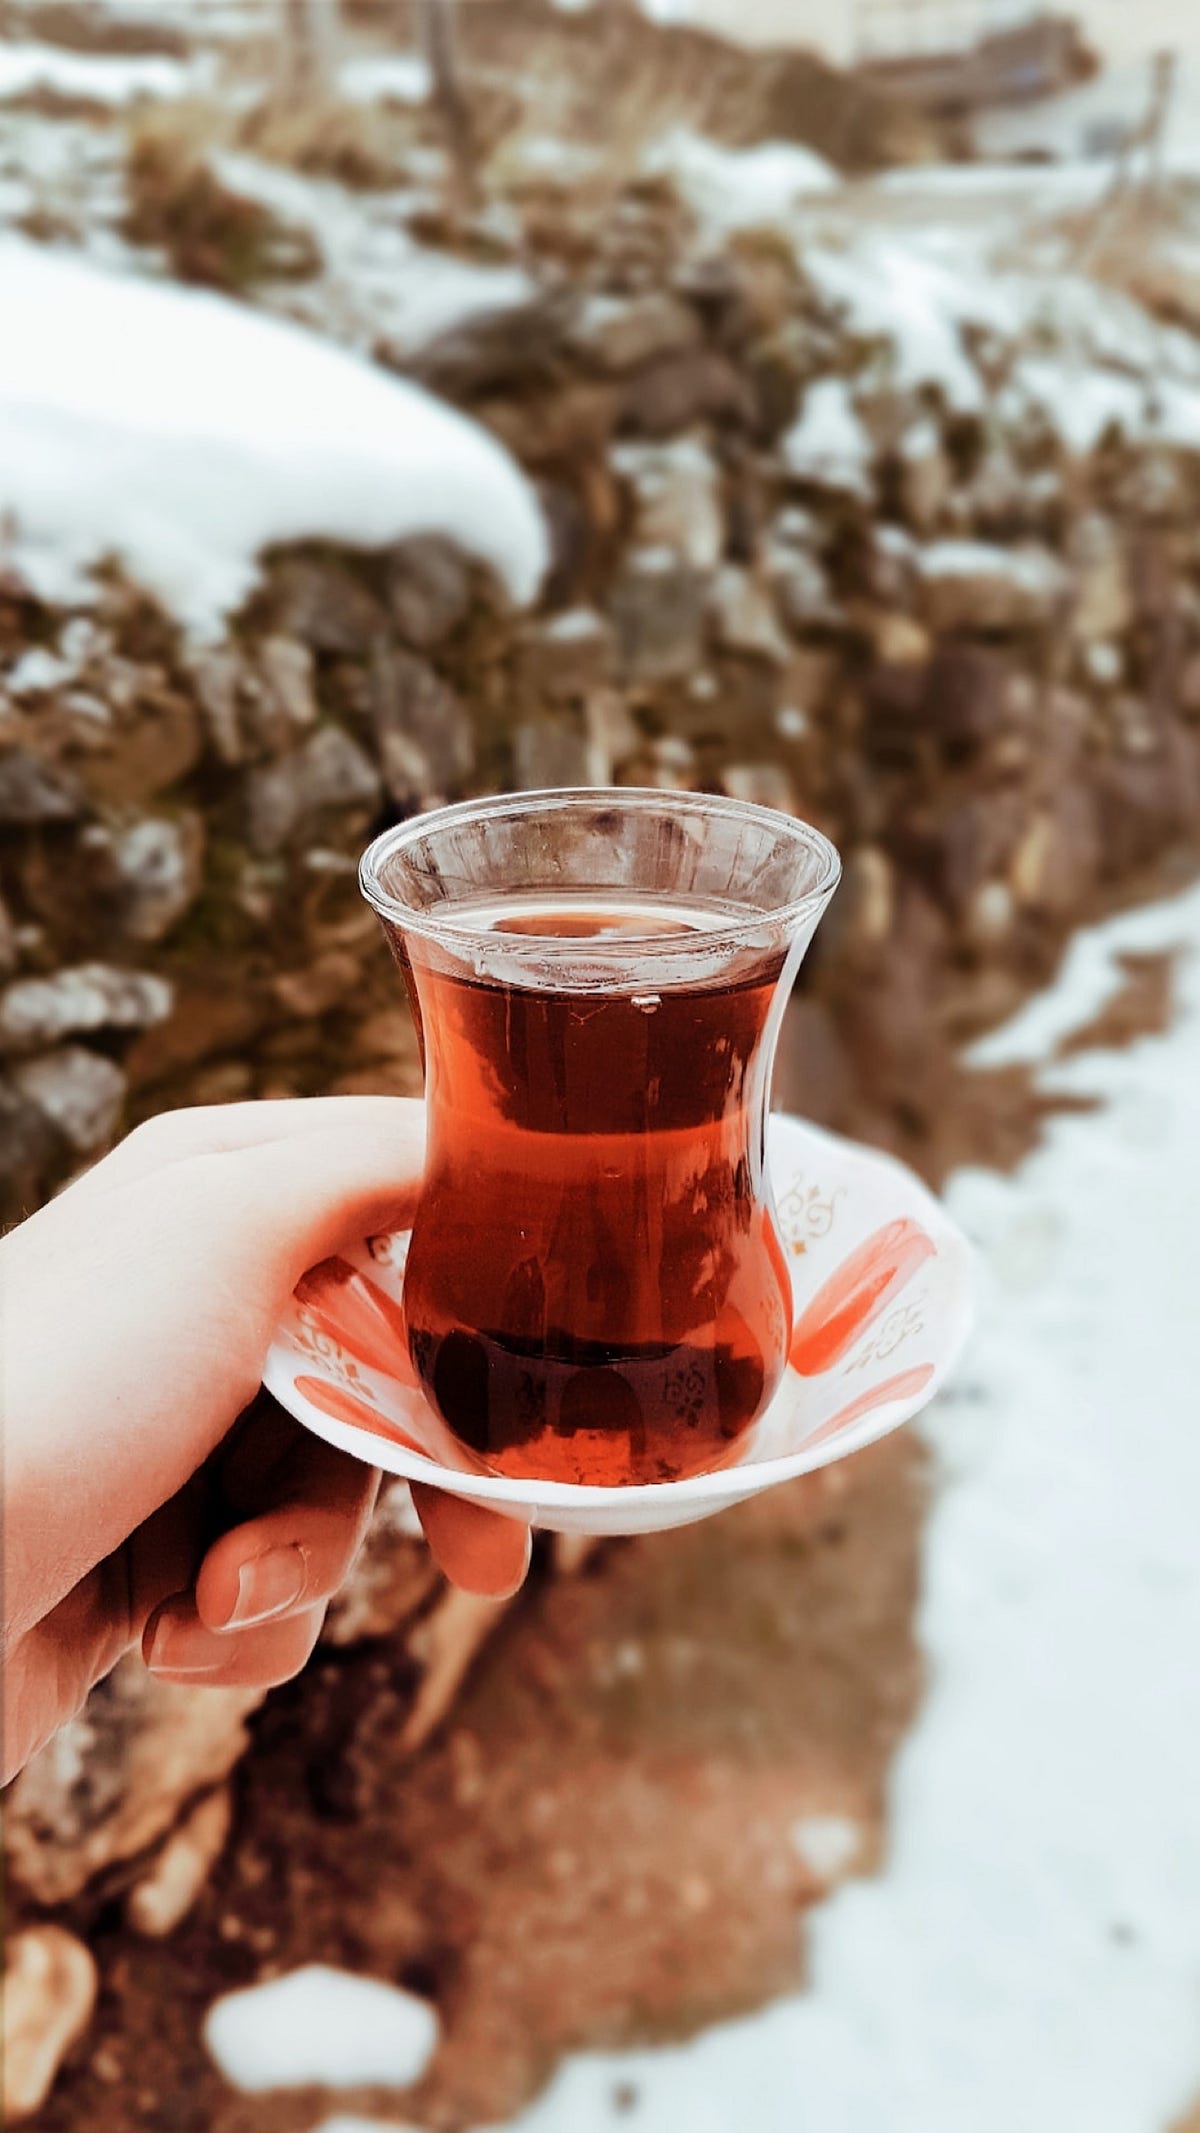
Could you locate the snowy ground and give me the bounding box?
[298,882,1200,2132]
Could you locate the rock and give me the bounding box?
[9,1048,127,1152]
[270,557,387,656]
[612,436,724,572]
[617,348,752,440]
[0,891,15,977]
[0,1079,60,1221]
[369,646,474,804]
[385,535,473,650]
[103,813,205,944]
[719,763,797,813]
[924,643,1025,750]
[188,644,245,766]
[272,951,361,1019]
[84,687,203,807]
[0,964,173,1053]
[610,548,707,682]
[409,294,570,402]
[867,522,920,606]
[0,748,81,824]
[823,844,894,961]
[570,291,699,374]
[897,417,951,534]
[916,541,1068,634]
[1069,514,1132,641]
[1010,785,1100,916]
[251,635,317,749]
[783,380,873,502]
[127,1786,233,1938]
[1179,650,1200,719]
[2,1926,97,2124]
[771,547,839,635]
[964,878,1016,950]
[584,689,642,782]
[5,1655,263,1904]
[940,790,1027,917]
[708,565,791,664]
[246,726,382,852]
[323,1484,439,1646]
[1079,640,1123,690]
[512,718,594,790]
[518,609,613,700]
[860,610,930,669]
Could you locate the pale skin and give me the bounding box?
[0,1097,530,1785]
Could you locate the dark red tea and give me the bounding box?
[395,897,793,1485]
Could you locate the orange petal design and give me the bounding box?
[294,1373,428,1455]
[789,1219,936,1376]
[295,1257,418,1386]
[803,1363,936,1448]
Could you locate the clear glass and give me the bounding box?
[360,789,841,1486]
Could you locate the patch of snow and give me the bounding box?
[0,237,546,633]
[803,234,1006,411]
[476,879,1200,2132]
[645,127,838,234]
[1010,357,1149,455]
[789,1814,862,1885]
[4,646,71,695]
[338,53,431,106]
[204,1966,438,2094]
[0,42,193,106]
[968,882,1200,1069]
[210,152,536,358]
[782,378,871,496]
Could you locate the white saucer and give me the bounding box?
[264,1114,974,1537]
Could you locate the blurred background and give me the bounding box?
[2,2,1199,2128]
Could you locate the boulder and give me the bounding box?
[916,541,1067,635]
[570,291,699,374]
[385,535,473,650]
[270,556,387,657]
[369,645,475,804]
[0,964,173,1053]
[101,813,205,944]
[518,609,614,701]
[8,1047,127,1152]
[245,725,382,853]
[2,1927,97,2126]
[617,348,752,440]
[612,436,724,572]
[187,644,245,766]
[896,417,951,534]
[512,718,595,790]
[610,548,708,683]
[126,1786,233,1939]
[249,634,318,752]
[1069,514,1132,642]
[0,748,81,824]
[708,565,791,664]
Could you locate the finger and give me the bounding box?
[410,1483,532,1599]
[195,1439,379,1632]
[144,1594,327,1687]
[65,1097,425,1201]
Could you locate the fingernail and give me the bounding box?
[146,1615,225,1677]
[227,1545,308,1628]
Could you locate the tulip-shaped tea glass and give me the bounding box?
[360,789,840,1486]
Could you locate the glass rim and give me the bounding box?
[358,787,842,956]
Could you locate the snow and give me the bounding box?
[208,152,537,358]
[464,879,1200,2133]
[782,378,872,496]
[204,1965,438,2094]
[0,237,547,632]
[0,42,192,106]
[645,127,838,233]
[338,54,432,106]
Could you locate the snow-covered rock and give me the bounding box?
[0,238,547,634]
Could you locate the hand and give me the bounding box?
[0,1097,530,1783]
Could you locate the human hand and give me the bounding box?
[0,1097,530,1783]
